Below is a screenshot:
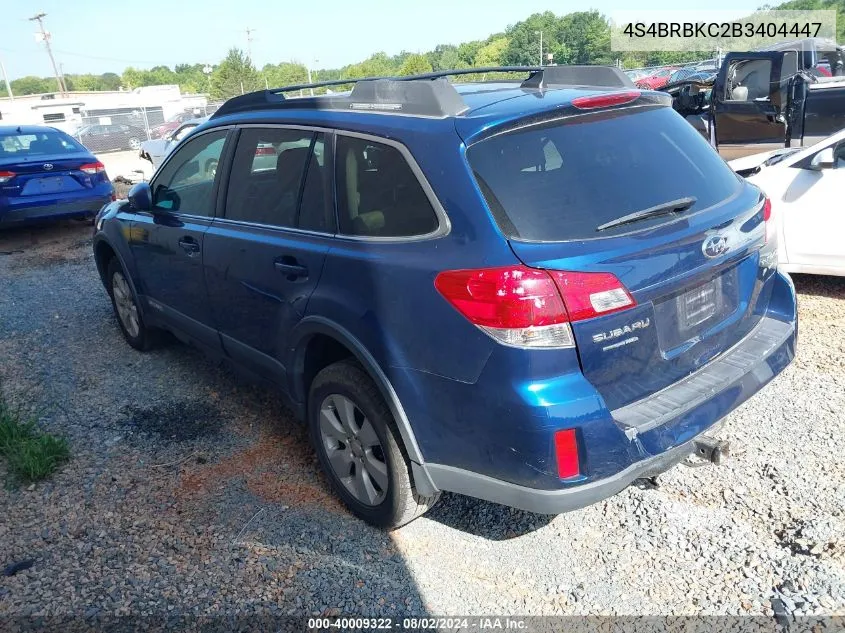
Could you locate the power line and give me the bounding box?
[28,12,67,96]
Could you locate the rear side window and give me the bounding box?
[335,136,439,238]
[467,107,741,241]
[0,130,84,156]
[225,128,313,227]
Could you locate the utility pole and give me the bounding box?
[29,12,67,96]
[535,30,543,66]
[0,57,14,101]
[244,27,255,62]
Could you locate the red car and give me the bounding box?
[635,67,680,90]
[150,111,201,140]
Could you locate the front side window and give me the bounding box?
[335,136,439,238]
[151,129,228,215]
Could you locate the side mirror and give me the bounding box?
[127,182,153,211]
[810,147,835,171]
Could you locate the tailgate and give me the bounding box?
[467,102,777,410]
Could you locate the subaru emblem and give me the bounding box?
[702,235,729,258]
[43,163,54,171]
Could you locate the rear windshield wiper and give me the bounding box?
[596,197,697,232]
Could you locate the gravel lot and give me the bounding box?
[0,221,843,622]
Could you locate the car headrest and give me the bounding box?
[732,86,749,101]
[275,146,310,173]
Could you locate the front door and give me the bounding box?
[713,53,789,160]
[128,128,230,348]
[203,127,334,383]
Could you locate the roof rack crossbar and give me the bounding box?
[210,65,634,119]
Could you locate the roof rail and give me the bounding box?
[210,65,634,120]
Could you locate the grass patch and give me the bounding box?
[0,394,69,484]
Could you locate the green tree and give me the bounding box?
[344,52,396,79]
[263,62,309,89]
[558,11,612,65]
[10,76,54,95]
[399,53,433,76]
[474,37,510,66]
[210,48,260,99]
[501,12,561,66]
[457,40,484,66]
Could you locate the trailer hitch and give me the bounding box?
[683,435,730,467]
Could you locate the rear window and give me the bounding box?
[467,107,741,241]
[0,130,85,156]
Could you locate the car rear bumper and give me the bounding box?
[425,438,697,514]
[416,270,797,514]
[0,192,112,224]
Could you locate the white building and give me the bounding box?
[0,85,209,135]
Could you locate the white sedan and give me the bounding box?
[139,117,208,171]
[728,129,845,277]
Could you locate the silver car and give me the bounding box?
[139,117,208,171]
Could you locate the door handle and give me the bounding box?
[177,237,200,254]
[274,259,308,278]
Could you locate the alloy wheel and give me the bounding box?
[319,394,389,506]
[111,271,140,338]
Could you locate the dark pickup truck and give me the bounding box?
[667,38,845,159]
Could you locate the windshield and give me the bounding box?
[0,130,86,157]
[467,106,741,241]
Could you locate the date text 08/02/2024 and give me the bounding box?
[307,616,528,630]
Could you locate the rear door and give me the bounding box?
[202,126,334,384]
[468,104,772,411]
[713,53,792,159]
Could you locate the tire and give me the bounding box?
[128,137,141,151]
[308,359,440,529]
[106,257,156,351]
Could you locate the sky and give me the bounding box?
[0,0,764,80]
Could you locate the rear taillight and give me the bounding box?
[80,161,106,175]
[0,170,15,184]
[554,429,580,478]
[571,90,641,110]
[761,197,776,245]
[547,271,636,321]
[254,147,276,156]
[434,265,635,349]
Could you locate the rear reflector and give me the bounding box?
[80,162,106,175]
[0,170,15,184]
[571,90,641,110]
[554,429,580,478]
[434,265,635,348]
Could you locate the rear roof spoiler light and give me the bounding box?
[571,90,641,110]
[434,265,636,349]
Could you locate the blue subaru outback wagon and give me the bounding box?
[92,66,797,528]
